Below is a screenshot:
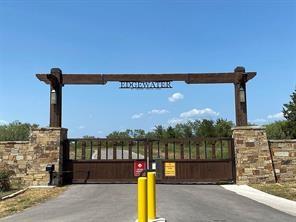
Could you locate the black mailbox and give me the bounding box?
[46,164,55,172]
[46,164,55,186]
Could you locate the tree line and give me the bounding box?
[106,119,234,139]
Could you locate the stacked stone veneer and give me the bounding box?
[0,128,67,186]
[232,126,276,184]
[0,141,30,185]
[269,140,296,183]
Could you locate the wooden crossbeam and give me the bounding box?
[36,66,256,127]
[36,72,256,85]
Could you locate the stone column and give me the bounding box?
[232,126,276,184]
[26,127,68,186]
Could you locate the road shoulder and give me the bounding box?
[221,184,296,217]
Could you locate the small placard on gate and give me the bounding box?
[164,162,176,177]
[134,160,146,177]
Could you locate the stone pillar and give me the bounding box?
[27,127,68,186]
[232,126,276,184]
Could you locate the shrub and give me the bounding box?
[0,169,15,191]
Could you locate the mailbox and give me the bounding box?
[46,164,55,185]
[46,164,55,172]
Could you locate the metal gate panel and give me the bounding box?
[63,138,235,184]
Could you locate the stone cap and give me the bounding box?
[0,141,29,144]
[269,139,296,143]
[31,127,68,131]
[232,126,266,130]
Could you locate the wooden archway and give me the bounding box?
[36,66,256,127]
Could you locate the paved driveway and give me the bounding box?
[1,184,295,222]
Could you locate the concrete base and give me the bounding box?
[149,218,166,222]
[135,218,166,222]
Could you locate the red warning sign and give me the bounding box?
[134,160,146,177]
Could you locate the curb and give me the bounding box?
[1,188,28,201]
[29,185,56,189]
[221,184,296,216]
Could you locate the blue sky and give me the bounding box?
[0,0,295,137]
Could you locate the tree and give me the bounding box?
[174,124,185,138]
[107,131,131,139]
[0,121,38,141]
[283,88,296,138]
[153,125,165,139]
[133,129,146,139]
[197,120,216,137]
[215,119,234,137]
[191,120,201,137]
[265,121,289,139]
[183,122,193,138]
[166,126,176,138]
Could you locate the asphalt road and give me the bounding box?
[1,184,295,222]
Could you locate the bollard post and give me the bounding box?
[138,177,147,222]
[147,172,156,220]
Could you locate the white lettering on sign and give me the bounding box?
[120,81,172,89]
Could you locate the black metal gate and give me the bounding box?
[63,138,235,184]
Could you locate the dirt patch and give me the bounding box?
[0,187,66,218]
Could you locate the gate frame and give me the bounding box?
[64,137,236,184]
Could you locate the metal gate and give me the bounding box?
[63,138,235,184]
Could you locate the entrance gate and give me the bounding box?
[36,66,256,184]
[63,137,235,184]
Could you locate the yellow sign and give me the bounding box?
[165,162,176,177]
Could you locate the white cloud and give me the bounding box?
[148,109,169,115]
[132,113,144,119]
[0,120,8,125]
[251,112,284,125]
[180,108,219,119]
[78,125,85,129]
[167,108,219,126]
[251,118,267,125]
[267,112,284,119]
[167,118,188,125]
[168,92,184,102]
[252,118,267,123]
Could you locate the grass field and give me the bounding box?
[0,187,66,218]
[251,183,296,201]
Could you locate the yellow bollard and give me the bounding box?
[138,177,147,222]
[147,172,156,220]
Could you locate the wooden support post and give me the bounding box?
[212,142,216,159]
[234,66,248,126]
[164,143,168,160]
[49,68,63,127]
[81,141,86,160]
[128,142,133,160]
[113,143,117,160]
